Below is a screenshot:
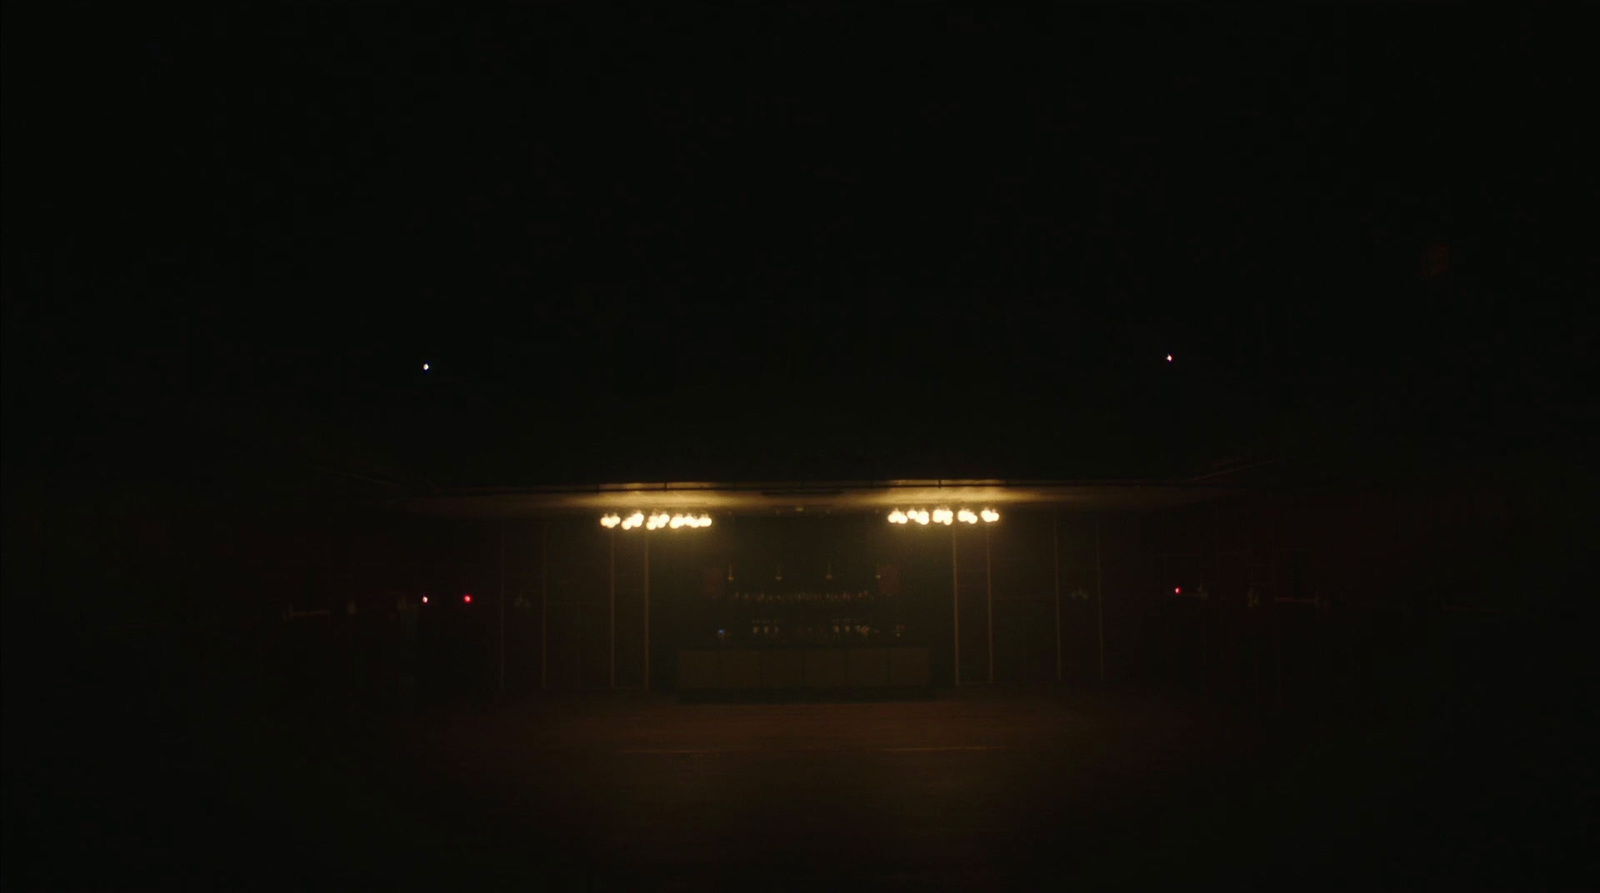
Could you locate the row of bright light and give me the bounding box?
[600,512,713,531]
[888,507,999,525]
[599,509,998,529]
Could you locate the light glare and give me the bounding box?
[609,510,710,531]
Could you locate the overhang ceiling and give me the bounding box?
[378,479,1232,520]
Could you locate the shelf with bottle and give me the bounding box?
[720,589,877,605]
[710,617,909,647]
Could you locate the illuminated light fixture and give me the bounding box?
[609,510,711,531]
[980,508,1000,523]
[463,594,473,604]
[933,507,954,526]
[1166,354,1174,362]
[422,362,430,371]
[913,509,930,525]
[958,509,979,524]
[888,509,908,524]
[1174,586,1182,595]
[421,596,429,605]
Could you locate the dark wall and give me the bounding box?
[1121,453,1591,714]
[1,473,470,724]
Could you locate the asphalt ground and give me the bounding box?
[5,678,1591,891]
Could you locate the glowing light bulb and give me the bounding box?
[888,509,908,524]
[698,514,712,527]
[463,594,472,604]
[933,508,954,525]
[981,508,1000,523]
[422,596,429,604]
[958,509,978,524]
[913,509,930,525]
[1166,354,1173,362]
[1174,586,1182,595]
[422,362,430,371]
[669,514,685,529]
[600,514,621,529]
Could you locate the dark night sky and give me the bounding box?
[2,6,1591,488]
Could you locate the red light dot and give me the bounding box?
[463,594,472,604]
[422,596,429,604]
[1174,586,1181,594]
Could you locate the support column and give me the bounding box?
[609,530,616,690]
[498,524,506,695]
[1095,512,1106,684]
[986,523,994,685]
[643,535,651,692]
[540,521,548,692]
[952,527,961,687]
[1054,512,1062,683]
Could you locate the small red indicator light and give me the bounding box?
[1174,586,1181,594]
[422,596,429,604]
[463,594,472,604]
